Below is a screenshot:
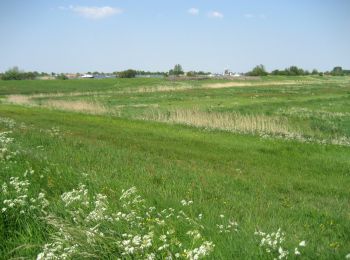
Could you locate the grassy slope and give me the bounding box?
[1,105,349,258]
[0,78,166,95]
[0,76,337,95]
[6,76,349,141]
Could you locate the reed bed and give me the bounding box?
[142,109,295,136]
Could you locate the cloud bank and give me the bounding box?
[61,6,123,19]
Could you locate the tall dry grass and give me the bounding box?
[44,100,109,115]
[6,95,32,105]
[141,108,296,136]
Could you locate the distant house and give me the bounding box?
[38,76,56,80]
[65,73,79,79]
[81,74,94,78]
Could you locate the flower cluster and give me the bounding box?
[1,174,49,216]
[255,228,306,259]
[181,199,193,206]
[217,214,239,233]
[36,233,79,260]
[42,126,62,138]
[0,117,16,129]
[0,131,19,162]
[37,185,215,259]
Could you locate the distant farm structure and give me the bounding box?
[81,74,94,79]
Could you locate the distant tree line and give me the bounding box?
[2,65,349,80]
[0,67,71,80]
[329,66,350,76]
[186,71,211,77]
[0,67,51,80]
[246,65,350,76]
[113,70,168,78]
[116,69,137,78]
[136,70,167,76]
[168,64,210,77]
[114,65,211,78]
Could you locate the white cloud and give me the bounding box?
[65,6,123,19]
[187,8,199,16]
[208,11,223,19]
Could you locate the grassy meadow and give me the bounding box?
[1,76,350,259]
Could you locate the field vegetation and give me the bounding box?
[0,76,350,259]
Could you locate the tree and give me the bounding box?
[1,67,23,80]
[118,69,137,78]
[186,71,195,77]
[286,66,305,76]
[271,69,284,76]
[1,67,42,80]
[25,71,37,80]
[331,66,344,76]
[311,69,319,75]
[247,65,268,76]
[271,66,311,76]
[169,64,184,76]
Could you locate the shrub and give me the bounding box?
[246,65,268,76]
[1,67,39,80]
[169,64,184,76]
[118,69,137,78]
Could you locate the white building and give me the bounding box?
[81,74,94,78]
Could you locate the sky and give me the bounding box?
[0,0,349,73]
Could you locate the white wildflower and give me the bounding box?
[180,200,193,206]
[299,240,306,247]
[61,184,89,207]
[187,230,202,240]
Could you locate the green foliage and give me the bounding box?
[331,66,344,76]
[287,66,305,76]
[311,69,319,75]
[1,67,37,80]
[246,64,268,76]
[186,71,195,77]
[271,66,316,76]
[186,71,210,77]
[169,64,184,76]
[1,67,23,80]
[118,69,137,78]
[135,70,167,76]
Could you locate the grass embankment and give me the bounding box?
[4,76,349,144]
[1,105,349,259]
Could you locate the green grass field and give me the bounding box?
[1,76,350,259]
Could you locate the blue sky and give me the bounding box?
[0,0,349,73]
